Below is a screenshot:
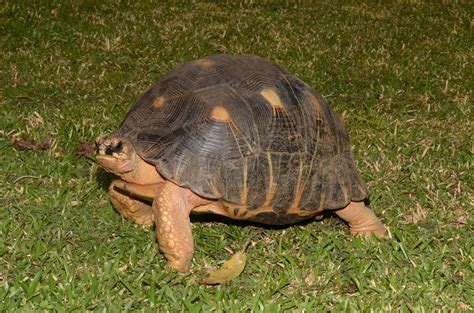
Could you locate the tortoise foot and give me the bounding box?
[109,180,154,227]
[166,259,192,273]
[349,221,387,239]
[336,201,387,239]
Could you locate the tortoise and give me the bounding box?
[95,54,386,272]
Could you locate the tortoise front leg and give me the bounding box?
[109,179,156,226]
[336,201,386,238]
[152,181,209,272]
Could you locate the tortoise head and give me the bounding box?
[95,137,137,175]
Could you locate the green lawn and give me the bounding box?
[1,1,473,311]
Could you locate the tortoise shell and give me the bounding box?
[113,55,368,225]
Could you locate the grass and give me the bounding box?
[1,0,472,311]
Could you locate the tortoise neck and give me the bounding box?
[119,154,164,185]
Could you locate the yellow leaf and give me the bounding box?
[199,251,247,285]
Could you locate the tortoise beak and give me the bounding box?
[95,137,124,156]
[95,138,136,175]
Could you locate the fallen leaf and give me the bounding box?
[199,250,247,285]
[12,138,50,151]
[75,142,95,156]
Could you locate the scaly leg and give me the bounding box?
[108,179,157,226]
[335,201,386,238]
[152,181,211,272]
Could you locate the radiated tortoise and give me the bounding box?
[95,54,386,272]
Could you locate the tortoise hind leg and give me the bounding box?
[336,201,386,238]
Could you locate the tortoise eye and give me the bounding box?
[115,141,123,151]
[105,141,123,155]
